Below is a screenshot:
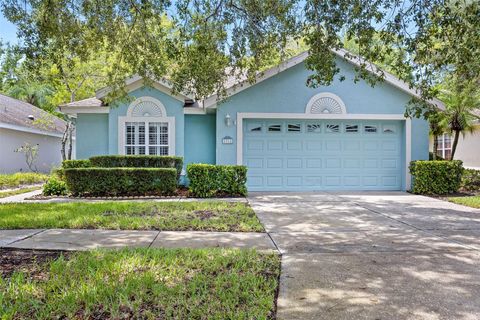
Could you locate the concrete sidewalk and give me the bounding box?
[0,229,276,251]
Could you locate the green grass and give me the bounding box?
[0,201,264,232]
[448,195,480,208]
[0,172,48,189]
[0,186,41,198]
[0,248,280,319]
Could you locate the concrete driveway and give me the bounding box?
[249,192,480,320]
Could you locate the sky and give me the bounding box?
[0,13,19,44]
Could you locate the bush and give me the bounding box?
[410,160,464,195]
[62,159,92,169]
[64,168,177,196]
[42,177,68,196]
[187,164,247,198]
[89,155,183,180]
[461,169,480,192]
[0,172,49,189]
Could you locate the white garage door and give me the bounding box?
[243,119,403,191]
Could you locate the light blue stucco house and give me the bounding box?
[60,50,444,192]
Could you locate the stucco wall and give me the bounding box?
[0,128,63,173]
[108,87,185,158]
[184,114,216,165]
[76,114,109,159]
[215,59,429,166]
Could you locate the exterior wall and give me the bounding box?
[429,126,480,169]
[184,114,216,165]
[216,59,429,167]
[108,87,185,158]
[76,114,109,159]
[0,127,63,173]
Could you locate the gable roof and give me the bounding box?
[0,93,67,137]
[203,49,445,110]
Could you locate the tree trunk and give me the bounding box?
[67,123,73,160]
[451,130,461,160]
[432,135,438,160]
[61,121,69,161]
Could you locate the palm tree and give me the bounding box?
[439,79,480,159]
[428,111,447,160]
[6,81,54,110]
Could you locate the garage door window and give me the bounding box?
[268,124,282,132]
[287,124,301,132]
[247,122,263,132]
[383,125,396,134]
[326,124,340,133]
[364,125,378,133]
[345,124,359,133]
[307,124,322,133]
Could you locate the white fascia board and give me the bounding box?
[59,106,110,115]
[183,107,207,115]
[95,75,194,102]
[0,122,64,138]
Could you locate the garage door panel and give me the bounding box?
[244,119,403,191]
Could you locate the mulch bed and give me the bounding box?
[0,248,68,279]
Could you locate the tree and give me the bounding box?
[439,77,480,159]
[14,142,39,172]
[428,111,447,160]
[1,0,478,112]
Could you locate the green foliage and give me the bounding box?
[64,168,177,196]
[461,169,480,192]
[0,201,264,232]
[449,196,480,209]
[0,248,280,319]
[0,172,48,189]
[89,155,183,180]
[409,160,464,195]
[187,164,247,198]
[42,177,68,196]
[62,159,92,169]
[4,0,479,108]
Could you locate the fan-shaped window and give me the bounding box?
[128,97,166,117]
[305,93,347,114]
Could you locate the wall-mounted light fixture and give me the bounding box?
[225,114,232,127]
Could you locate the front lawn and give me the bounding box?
[0,248,280,319]
[449,195,480,208]
[0,201,264,232]
[0,172,48,189]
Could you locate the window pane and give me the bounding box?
[307,124,321,133]
[287,124,301,132]
[444,149,452,160]
[138,124,145,145]
[364,125,377,133]
[326,124,339,133]
[345,124,358,133]
[444,135,452,148]
[268,124,282,132]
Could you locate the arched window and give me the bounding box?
[305,92,347,114]
[119,96,175,156]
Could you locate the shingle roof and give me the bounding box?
[0,94,67,135]
[60,97,104,108]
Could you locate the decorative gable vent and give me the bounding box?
[305,92,347,114]
[128,97,167,117]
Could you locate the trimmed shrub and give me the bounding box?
[89,155,183,179]
[43,177,68,196]
[64,168,177,196]
[187,164,247,198]
[461,169,480,192]
[410,160,463,195]
[62,159,92,169]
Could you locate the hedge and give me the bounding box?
[461,169,480,192]
[187,164,247,198]
[89,155,183,179]
[409,160,463,195]
[62,159,92,169]
[64,168,177,196]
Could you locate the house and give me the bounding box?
[60,50,443,191]
[430,109,480,169]
[0,93,71,173]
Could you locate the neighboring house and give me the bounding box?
[430,109,480,169]
[0,94,70,173]
[60,50,443,191]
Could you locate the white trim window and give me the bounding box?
[436,134,452,160]
[118,97,175,156]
